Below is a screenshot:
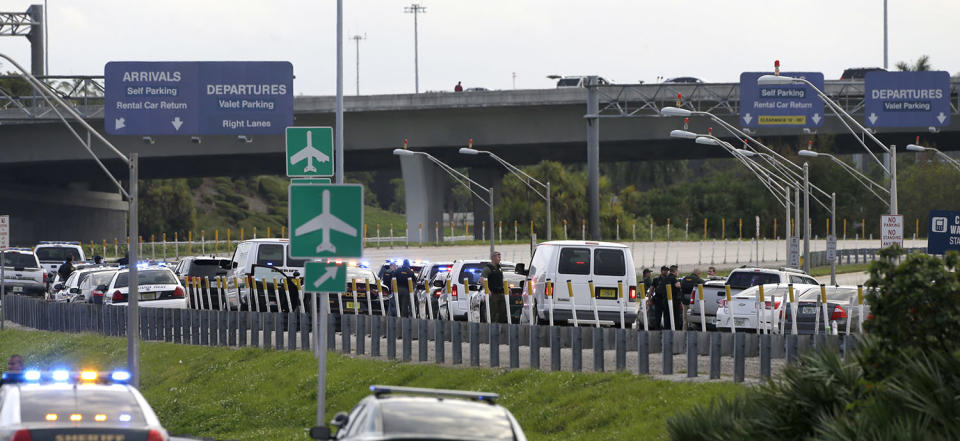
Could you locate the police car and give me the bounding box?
[311,385,526,440]
[0,369,170,441]
[104,264,185,308]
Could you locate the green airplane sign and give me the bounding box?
[304,261,347,293]
[286,127,334,177]
[289,183,363,258]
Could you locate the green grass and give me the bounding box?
[1,329,743,441]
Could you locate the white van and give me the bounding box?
[519,241,638,327]
[227,239,305,280]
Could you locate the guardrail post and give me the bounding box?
[760,334,772,379]
[593,327,604,372]
[490,323,501,368]
[401,317,412,361]
[287,311,297,350]
[434,319,445,364]
[734,332,746,383]
[469,322,480,366]
[452,321,462,364]
[529,324,540,370]
[571,326,582,372]
[550,326,561,371]
[418,318,429,362]
[386,316,397,359]
[637,330,649,375]
[356,314,366,355]
[709,332,721,379]
[662,330,674,375]
[615,328,626,371]
[686,331,698,378]
[370,315,381,357]
[509,324,519,368]
[341,314,352,354]
[263,312,274,349]
[163,309,174,342]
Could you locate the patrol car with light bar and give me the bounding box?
[0,369,170,441]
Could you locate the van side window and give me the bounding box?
[558,248,590,275]
[594,248,625,276]
[256,244,285,267]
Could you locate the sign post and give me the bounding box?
[864,71,951,128]
[880,215,904,248]
[788,236,800,268]
[0,215,7,331]
[739,72,825,128]
[927,210,960,254]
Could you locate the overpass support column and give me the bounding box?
[400,154,447,243]
[0,184,127,246]
[586,76,600,240]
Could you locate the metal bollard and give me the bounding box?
[637,330,649,375]
[571,326,582,372]
[550,326,561,371]
[452,322,463,365]
[593,328,604,372]
[529,324,540,370]
[419,318,429,362]
[470,322,480,367]
[734,333,746,383]
[760,334,772,379]
[435,320,445,364]
[386,316,397,359]
[509,324,519,369]
[686,331,698,378]
[490,324,501,368]
[662,331,674,375]
[615,329,626,371]
[371,315,381,357]
[356,314,367,355]
[402,318,412,362]
[709,332,721,379]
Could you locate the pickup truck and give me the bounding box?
[686,267,818,330]
[1,248,46,296]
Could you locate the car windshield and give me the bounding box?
[19,387,147,424]
[798,287,859,302]
[426,264,452,282]
[726,272,781,289]
[256,244,285,267]
[381,400,514,440]
[2,252,38,269]
[457,263,487,285]
[87,271,117,288]
[114,270,177,288]
[35,247,81,262]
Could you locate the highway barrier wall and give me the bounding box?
[2,292,860,383]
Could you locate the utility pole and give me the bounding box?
[883,0,888,69]
[404,3,427,93]
[352,34,366,96]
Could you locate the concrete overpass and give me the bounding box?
[2,79,959,244]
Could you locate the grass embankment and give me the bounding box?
[1,329,743,441]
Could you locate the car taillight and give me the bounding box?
[831,305,847,320]
[629,286,637,302]
[764,301,782,310]
[112,291,124,302]
[433,289,442,298]
[147,429,164,441]
[10,429,33,441]
[42,272,47,284]
[92,290,104,297]
[173,286,185,298]
[451,284,458,298]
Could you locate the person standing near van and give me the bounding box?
[651,266,674,330]
[680,269,706,330]
[481,251,507,323]
[57,256,75,282]
[392,260,416,317]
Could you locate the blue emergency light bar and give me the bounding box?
[2,369,132,385]
[38,241,81,245]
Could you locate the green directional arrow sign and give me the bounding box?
[289,183,363,259]
[304,261,347,292]
[286,127,334,177]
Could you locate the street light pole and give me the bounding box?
[458,147,552,241]
[830,192,837,285]
[404,4,427,93]
[335,0,344,184]
[127,153,139,387]
[352,34,365,96]
[889,145,897,215]
[803,163,810,274]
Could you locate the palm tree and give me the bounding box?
[895,55,931,72]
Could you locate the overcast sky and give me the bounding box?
[1,0,958,95]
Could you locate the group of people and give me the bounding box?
[640,265,718,330]
[381,260,418,318]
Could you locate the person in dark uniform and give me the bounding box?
[680,269,706,330]
[57,256,75,282]
[481,251,507,323]
[640,268,654,326]
[651,266,679,330]
[669,265,684,329]
[392,260,417,317]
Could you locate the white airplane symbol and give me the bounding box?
[290,130,330,173]
[294,189,357,253]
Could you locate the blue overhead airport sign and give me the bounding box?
[739,72,825,128]
[105,61,293,136]
[864,71,951,128]
[927,210,960,255]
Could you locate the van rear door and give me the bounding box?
[592,247,628,310]
[556,247,592,309]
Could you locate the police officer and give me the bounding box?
[392,260,417,317]
[650,266,671,330]
[669,265,683,329]
[680,268,706,330]
[481,251,507,323]
[57,256,75,282]
[640,268,654,326]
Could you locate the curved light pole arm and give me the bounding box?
[484,152,547,199]
[420,153,492,206]
[710,138,789,208]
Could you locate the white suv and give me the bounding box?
[519,241,638,327]
[1,248,46,296]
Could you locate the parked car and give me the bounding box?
[518,240,638,327]
[714,283,817,331]
[1,248,46,296]
[51,266,117,303]
[784,285,868,334]
[173,256,230,280]
[414,261,452,318]
[687,267,818,330]
[327,266,387,317]
[226,239,305,282]
[312,385,526,441]
[103,265,185,308]
[840,67,885,80]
